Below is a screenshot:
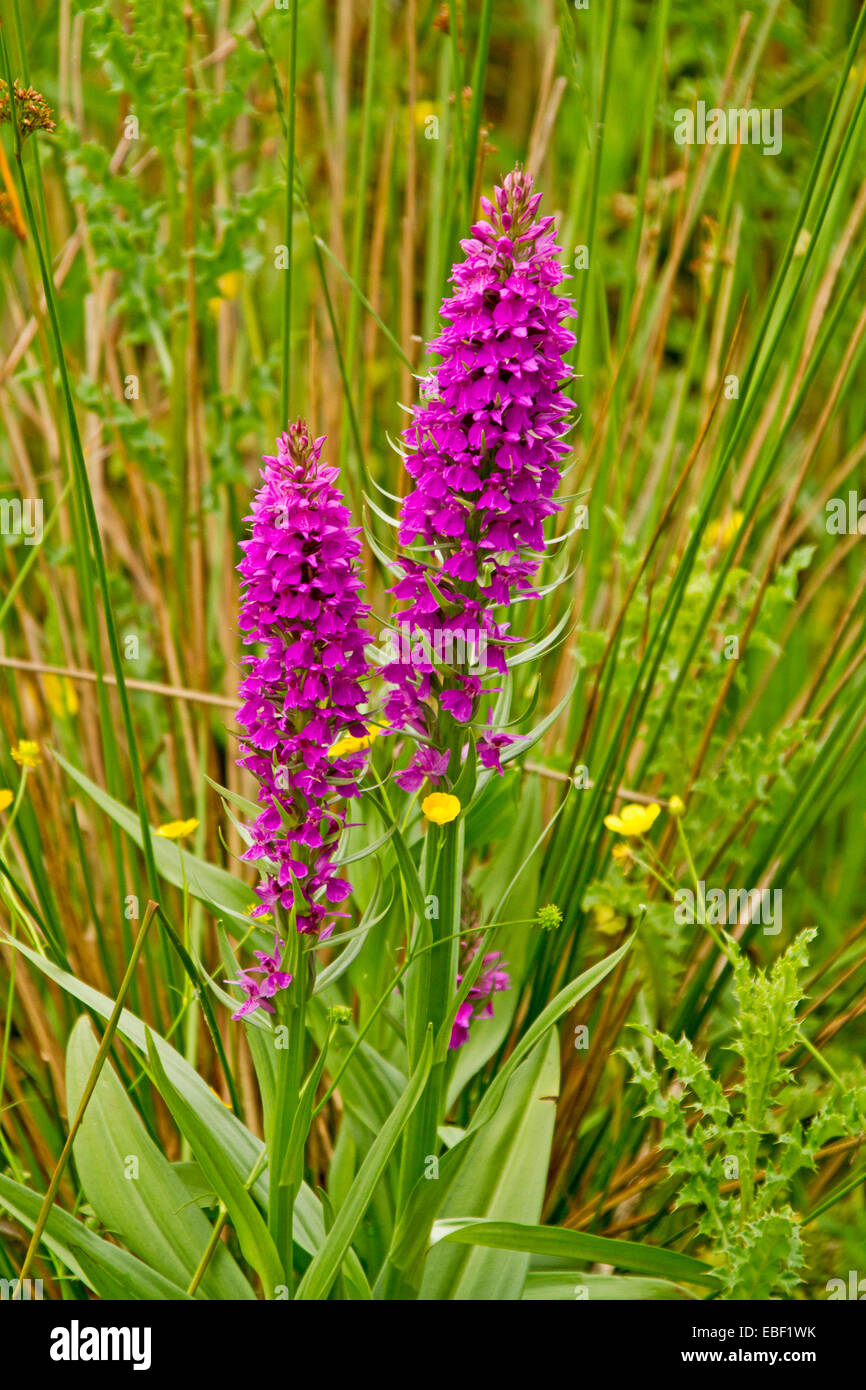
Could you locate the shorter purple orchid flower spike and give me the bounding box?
[232,421,372,1017]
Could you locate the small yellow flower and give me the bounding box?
[422,792,461,826]
[604,802,660,837]
[668,794,686,818]
[155,818,199,840]
[328,723,386,759]
[43,673,79,717]
[611,842,632,865]
[11,740,41,769]
[217,271,242,299]
[0,789,13,812]
[412,100,439,129]
[705,510,744,550]
[209,271,242,318]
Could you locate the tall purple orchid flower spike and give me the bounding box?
[232,421,372,1018]
[382,168,576,789]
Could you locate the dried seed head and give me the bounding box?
[0,80,56,138]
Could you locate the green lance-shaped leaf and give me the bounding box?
[145,1030,284,1297]
[0,1173,195,1301]
[279,1027,333,1190]
[428,1219,719,1289]
[65,1017,254,1299]
[7,938,326,1261]
[377,936,633,1296]
[422,1028,560,1300]
[295,1026,434,1301]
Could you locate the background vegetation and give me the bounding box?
[1,0,865,1300]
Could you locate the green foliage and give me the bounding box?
[624,931,866,1298]
[2,0,866,1306]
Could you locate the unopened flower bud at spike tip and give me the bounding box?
[422,792,461,825]
[604,803,661,837]
[536,903,563,932]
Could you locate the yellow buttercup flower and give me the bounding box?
[668,794,686,818]
[328,724,386,759]
[0,789,13,812]
[422,792,461,826]
[209,270,243,318]
[705,510,744,550]
[43,673,79,717]
[155,818,199,840]
[217,271,242,299]
[604,802,660,837]
[11,740,41,769]
[412,100,439,129]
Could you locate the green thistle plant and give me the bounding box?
[623,930,866,1298]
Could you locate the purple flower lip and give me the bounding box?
[232,421,372,1017]
[394,744,450,794]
